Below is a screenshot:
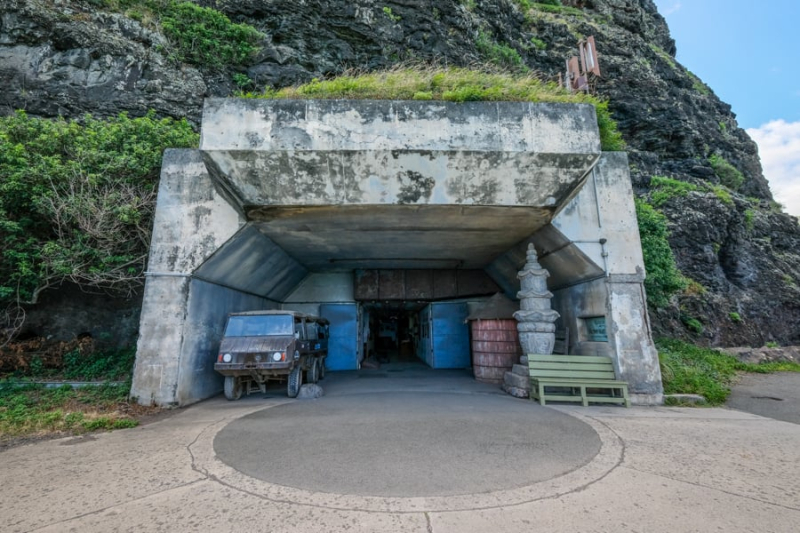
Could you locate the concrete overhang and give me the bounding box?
[198,99,602,273]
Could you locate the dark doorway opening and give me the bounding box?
[361,301,427,370]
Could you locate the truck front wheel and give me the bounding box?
[287,366,303,398]
[224,376,242,401]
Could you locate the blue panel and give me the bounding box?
[431,303,470,369]
[319,304,358,371]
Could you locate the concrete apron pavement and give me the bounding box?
[1,371,799,532]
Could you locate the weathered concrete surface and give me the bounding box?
[131,150,278,406]
[2,373,799,532]
[200,99,601,153]
[193,224,307,299]
[254,205,552,270]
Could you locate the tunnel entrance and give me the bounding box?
[130,98,664,406]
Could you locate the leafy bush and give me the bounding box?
[0,111,198,305]
[708,154,745,190]
[246,67,626,150]
[635,199,686,308]
[153,1,263,67]
[728,312,742,323]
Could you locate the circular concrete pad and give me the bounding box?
[214,392,600,497]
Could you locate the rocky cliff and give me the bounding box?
[1,0,798,347]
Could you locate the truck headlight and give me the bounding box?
[222,353,232,363]
[272,352,282,362]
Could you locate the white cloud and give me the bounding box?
[747,120,800,217]
[662,2,682,15]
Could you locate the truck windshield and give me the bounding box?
[224,315,293,337]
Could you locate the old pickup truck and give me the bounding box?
[214,310,329,400]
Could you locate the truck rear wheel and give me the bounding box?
[319,357,326,380]
[224,376,242,401]
[287,366,302,398]
[306,359,320,384]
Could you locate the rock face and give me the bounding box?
[1,0,798,346]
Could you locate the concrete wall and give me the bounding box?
[549,153,663,404]
[200,99,601,216]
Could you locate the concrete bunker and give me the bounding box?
[130,99,663,406]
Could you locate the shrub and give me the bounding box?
[728,312,742,323]
[0,111,198,305]
[155,1,263,67]
[708,154,745,190]
[247,67,626,151]
[635,199,687,308]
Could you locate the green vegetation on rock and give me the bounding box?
[708,153,745,190]
[0,111,198,305]
[156,1,263,67]
[244,67,625,150]
[88,0,263,68]
[635,199,686,309]
[658,338,800,405]
[648,175,698,207]
[475,31,526,69]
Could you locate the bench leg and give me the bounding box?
[538,383,546,406]
[580,385,588,407]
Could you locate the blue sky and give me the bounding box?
[652,0,800,215]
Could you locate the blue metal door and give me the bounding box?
[320,303,358,371]
[431,302,470,369]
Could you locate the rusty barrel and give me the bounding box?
[470,319,522,384]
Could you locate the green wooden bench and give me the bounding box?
[528,354,630,407]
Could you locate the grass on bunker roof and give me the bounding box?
[241,66,625,151]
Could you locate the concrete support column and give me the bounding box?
[131,275,191,406]
[131,149,246,406]
[606,274,663,404]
